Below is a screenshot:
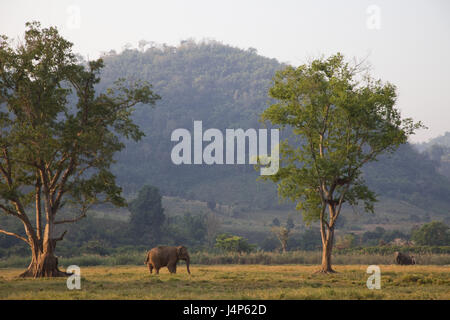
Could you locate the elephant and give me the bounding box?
[394,251,416,265]
[144,245,191,274]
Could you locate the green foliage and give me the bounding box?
[271,226,290,252]
[164,212,208,248]
[99,40,283,207]
[179,213,208,243]
[335,233,357,249]
[95,41,449,216]
[128,185,165,244]
[0,22,160,252]
[1,28,448,261]
[260,53,424,226]
[412,221,450,246]
[0,22,159,210]
[215,233,255,253]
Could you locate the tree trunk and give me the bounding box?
[320,234,335,273]
[20,246,66,278]
[19,230,67,278]
[318,218,336,273]
[281,241,287,253]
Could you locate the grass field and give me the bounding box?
[0,264,448,300]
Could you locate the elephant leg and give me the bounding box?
[155,267,160,275]
[148,264,153,274]
[168,263,177,274]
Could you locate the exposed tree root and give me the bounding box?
[314,268,337,274]
[19,255,71,278]
[19,266,70,278]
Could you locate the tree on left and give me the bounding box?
[0,22,161,277]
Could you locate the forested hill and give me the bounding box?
[98,40,284,208]
[97,41,450,215]
[415,132,450,152]
[413,132,450,180]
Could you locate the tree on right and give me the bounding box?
[412,221,449,246]
[260,53,424,273]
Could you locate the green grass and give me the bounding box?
[1,251,449,269]
[0,264,448,299]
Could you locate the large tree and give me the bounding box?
[0,22,160,277]
[260,54,423,273]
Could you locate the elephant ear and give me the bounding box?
[176,246,183,257]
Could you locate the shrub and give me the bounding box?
[215,233,256,254]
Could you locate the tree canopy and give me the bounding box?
[128,185,165,243]
[260,53,424,272]
[0,22,160,277]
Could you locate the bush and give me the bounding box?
[215,233,256,253]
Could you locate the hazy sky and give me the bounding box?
[1,0,449,142]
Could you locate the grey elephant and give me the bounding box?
[394,251,416,265]
[144,245,191,274]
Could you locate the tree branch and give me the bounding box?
[49,153,70,191]
[54,211,87,225]
[0,229,29,244]
[319,206,328,247]
[35,174,43,241]
[52,157,76,213]
[0,147,13,187]
[0,203,18,216]
[53,230,67,241]
[330,184,350,228]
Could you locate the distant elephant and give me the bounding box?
[394,251,416,265]
[144,245,191,274]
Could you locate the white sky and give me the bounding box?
[1,0,449,142]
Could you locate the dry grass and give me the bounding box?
[0,264,448,300]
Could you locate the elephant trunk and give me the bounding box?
[185,256,191,274]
